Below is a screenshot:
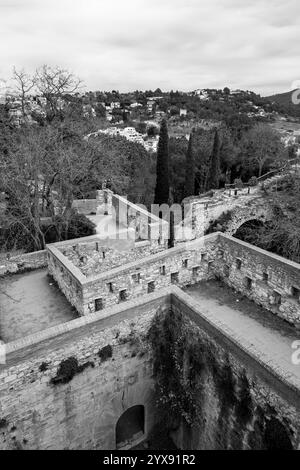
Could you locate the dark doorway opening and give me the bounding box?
[116,405,145,449]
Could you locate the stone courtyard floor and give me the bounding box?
[185,280,300,389]
[0,269,78,343]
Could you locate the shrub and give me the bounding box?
[98,345,113,362]
[234,178,243,189]
[248,176,258,187]
[0,419,7,429]
[39,362,49,372]
[43,211,96,244]
[50,357,94,385]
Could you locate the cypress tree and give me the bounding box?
[184,133,195,198]
[207,130,221,190]
[154,119,170,205]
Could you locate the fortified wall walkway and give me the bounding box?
[185,281,300,393]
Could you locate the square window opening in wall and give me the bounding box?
[132,273,141,284]
[224,265,230,277]
[236,258,242,270]
[273,290,282,306]
[160,265,166,276]
[201,253,207,262]
[171,272,179,284]
[192,266,200,277]
[107,282,114,293]
[148,281,155,293]
[119,289,127,302]
[245,277,252,290]
[208,261,214,271]
[182,259,189,268]
[292,286,300,301]
[95,298,104,311]
[263,272,269,283]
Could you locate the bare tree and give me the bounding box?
[12,68,35,118]
[241,123,285,177]
[35,65,82,121]
[0,121,97,251]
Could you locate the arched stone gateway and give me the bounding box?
[223,205,271,237]
[94,378,155,449]
[177,190,274,242]
[116,405,145,449]
[233,219,265,243]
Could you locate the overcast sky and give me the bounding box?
[0,0,299,96]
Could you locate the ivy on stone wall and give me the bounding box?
[148,307,294,450]
[50,357,94,385]
[147,307,207,428]
[98,345,113,362]
[0,419,7,429]
[118,324,149,358]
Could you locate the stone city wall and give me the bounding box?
[0,288,299,450]
[218,235,300,327]
[47,234,219,316]
[179,190,273,240]
[112,193,168,246]
[0,293,169,450]
[47,232,300,325]
[0,250,47,276]
[47,246,85,315]
[169,291,300,450]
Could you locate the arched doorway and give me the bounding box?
[116,405,145,449]
[264,417,293,450]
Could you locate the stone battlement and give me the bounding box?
[46,232,300,326]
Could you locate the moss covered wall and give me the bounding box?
[149,302,300,450]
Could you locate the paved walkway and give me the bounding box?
[185,281,300,390]
[0,269,78,343]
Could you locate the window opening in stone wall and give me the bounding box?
[119,289,127,302]
[245,277,252,290]
[160,265,166,275]
[95,298,103,311]
[148,281,155,293]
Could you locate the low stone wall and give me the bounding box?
[0,250,47,276]
[218,235,300,327]
[112,193,168,246]
[47,247,85,315]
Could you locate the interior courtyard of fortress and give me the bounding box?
[0,184,300,450]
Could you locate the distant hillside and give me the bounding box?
[266,90,300,117]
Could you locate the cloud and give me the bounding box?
[0,0,299,95]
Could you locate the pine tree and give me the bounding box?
[207,130,220,190]
[184,133,195,198]
[154,119,170,205]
